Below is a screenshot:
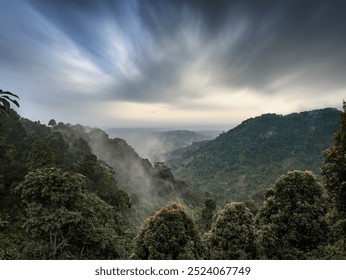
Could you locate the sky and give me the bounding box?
[0,0,345,129]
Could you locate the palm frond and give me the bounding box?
[0,89,19,99]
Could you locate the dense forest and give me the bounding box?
[169,108,340,205]
[0,89,345,259]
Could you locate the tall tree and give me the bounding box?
[131,204,204,260]
[256,171,329,259]
[15,167,127,259]
[321,101,346,257]
[204,202,256,259]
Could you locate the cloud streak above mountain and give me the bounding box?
[1,0,345,128]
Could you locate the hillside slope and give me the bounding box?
[52,124,202,224]
[169,108,340,203]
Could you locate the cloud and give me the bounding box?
[0,0,345,127]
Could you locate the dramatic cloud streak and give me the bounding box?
[0,0,345,128]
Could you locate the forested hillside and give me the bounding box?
[153,130,211,152]
[51,124,202,224]
[0,109,132,259]
[169,108,340,204]
[0,92,345,259]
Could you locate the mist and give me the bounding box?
[106,127,221,162]
[65,125,193,225]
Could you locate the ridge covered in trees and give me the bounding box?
[169,108,340,205]
[0,93,345,259]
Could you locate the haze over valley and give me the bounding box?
[106,127,221,162]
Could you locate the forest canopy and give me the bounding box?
[0,93,345,259]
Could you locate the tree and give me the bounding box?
[0,142,27,210]
[28,139,55,170]
[256,171,329,259]
[200,198,216,231]
[131,204,204,259]
[321,101,346,258]
[15,167,126,259]
[153,162,174,180]
[73,154,131,212]
[46,132,69,166]
[48,119,57,126]
[204,202,256,259]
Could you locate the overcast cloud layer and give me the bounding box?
[1,0,345,128]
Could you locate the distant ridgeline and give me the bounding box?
[168,108,340,205]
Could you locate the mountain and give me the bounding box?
[164,140,210,160]
[168,108,340,204]
[150,130,213,161]
[107,128,218,162]
[0,111,202,227]
[51,124,203,225]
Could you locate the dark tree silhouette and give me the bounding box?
[48,119,57,126]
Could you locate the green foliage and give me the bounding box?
[0,114,135,259]
[0,141,27,210]
[200,198,217,231]
[204,202,256,259]
[15,167,126,259]
[321,102,346,215]
[256,171,329,259]
[28,139,55,170]
[3,99,343,260]
[46,132,69,166]
[2,109,201,259]
[68,137,92,164]
[322,209,346,259]
[73,154,131,212]
[61,124,203,226]
[131,204,204,259]
[0,110,26,146]
[170,109,340,204]
[153,162,175,181]
[321,101,346,258]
